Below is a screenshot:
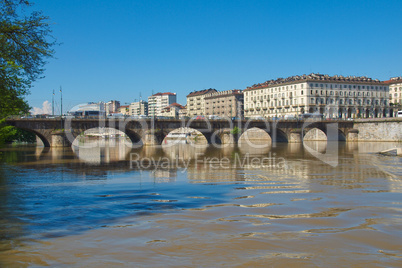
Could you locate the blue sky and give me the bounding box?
[28,0,402,114]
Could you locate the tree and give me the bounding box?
[0,0,55,145]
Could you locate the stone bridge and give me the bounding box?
[4,117,375,147]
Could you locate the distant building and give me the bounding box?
[148,92,177,116]
[243,73,390,119]
[179,105,187,119]
[160,103,185,119]
[129,100,148,116]
[105,100,120,115]
[384,77,402,117]
[186,88,218,117]
[205,89,244,118]
[119,105,129,115]
[68,102,106,117]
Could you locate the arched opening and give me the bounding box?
[10,127,51,147]
[71,127,133,163]
[162,127,208,146]
[303,128,327,141]
[337,129,346,141]
[32,131,50,147]
[347,108,352,118]
[124,129,143,147]
[328,108,335,119]
[374,108,379,118]
[238,127,272,148]
[271,128,288,143]
[365,109,370,118]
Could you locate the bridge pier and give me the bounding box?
[51,130,72,147]
[346,129,359,142]
[142,133,159,146]
[288,129,302,143]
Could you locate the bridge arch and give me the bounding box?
[32,129,51,147]
[302,122,346,141]
[72,127,135,148]
[162,127,208,147]
[8,126,52,147]
[272,128,289,143]
[238,127,272,148]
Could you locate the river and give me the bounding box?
[0,140,401,267]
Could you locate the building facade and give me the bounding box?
[129,100,148,116]
[179,105,187,119]
[148,92,177,117]
[385,77,402,117]
[119,105,129,115]
[160,103,185,119]
[68,102,106,117]
[186,88,218,117]
[204,89,244,118]
[243,73,390,119]
[105,100,120,115]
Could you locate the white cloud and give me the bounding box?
[31,100,52,115]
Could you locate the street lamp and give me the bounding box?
[60,86,63,116]
[52,89,55,116]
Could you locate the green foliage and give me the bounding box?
[230,126,240,135]
[0,118,35,144]
[0,0,55,145]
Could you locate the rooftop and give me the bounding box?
[151,92,176,97]
[384,77,402,84]
[245,73,384,91]
[187,88,218,97]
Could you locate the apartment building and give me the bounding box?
[160,103,185,119]
[243,73,390,119]
[148,92,177,117]
[105,100,120,115]
[178,105,187,119]
[186,88,218,117]
[385,77,402,116]
[119,105,129,115]
[204,89,244,118]
[129,100,148,116]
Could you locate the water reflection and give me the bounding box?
[303,140,327,153]
[72,137,131,164]
[0,142,402,267]
[239,143,271,156]
[162,143,208,162]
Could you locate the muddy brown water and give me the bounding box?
[0,141,401,267]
